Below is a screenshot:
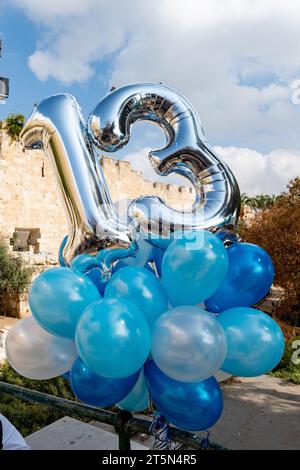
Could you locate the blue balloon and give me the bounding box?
[105,266,168,331]
[144,360,223,431]
[121,239,153,267]
[206,243,274,313]
[162,230,228,306]
[151,246,165,276]
[62,371,70,381]
[117,369,150,413]
[71,254,107,296]
[29,267,101,338]
[76,297,151,378]
[85,268,107,295]
[218,307,284,377]
[70,357,139,407]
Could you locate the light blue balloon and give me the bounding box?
[70,357,139,407]
[76,297,151,378]
[162,230,228,306]
[206,243,274,313]
[145,359,223,431]
[218,307,285,377]
[117,369,150,413]
[151,306,227,382]
[29,267,101,338]
[105,266,168,331]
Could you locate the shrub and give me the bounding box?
[270,337,300,385]
[239,178,300,326]
[0,237,33,295]
[4,114,25,140]
[0,362,76,436]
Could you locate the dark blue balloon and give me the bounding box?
[206,243,274,313]
[85,268,107,296]
[144,360,223,431]
[71,254,107,295]
[62,371,70,381]
[70,357,139,407]
[151,246,165,276]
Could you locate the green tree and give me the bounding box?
[4,113,25,140]
[0,237,33,295]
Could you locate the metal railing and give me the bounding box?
[0,380,226,450]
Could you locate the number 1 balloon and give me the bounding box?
[20,94,134,266]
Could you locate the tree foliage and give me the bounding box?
[4,113,25,140]
[0,237,33,295]
[240,178,300,327]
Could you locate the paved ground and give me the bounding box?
[91,375,300,450]
[26,416,148,450]
[212,375,300,450]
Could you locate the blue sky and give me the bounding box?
[0,7,111,120]
[0,0,300,195]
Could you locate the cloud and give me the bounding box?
[123,145,300,196]
[215,146,300,195]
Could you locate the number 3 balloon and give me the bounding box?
[21,83,240,266]
[88,83,241,241]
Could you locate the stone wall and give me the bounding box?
[0,124,193,317]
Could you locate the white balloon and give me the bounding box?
[5,316,77,380]
[151,306,227,382]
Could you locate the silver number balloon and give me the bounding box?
[88,83,241,239]
[20,94,134,265]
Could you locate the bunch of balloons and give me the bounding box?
[6,229,284,432]
[5,82,285,433]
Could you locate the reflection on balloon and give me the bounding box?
[151,306,227,382]
[117,369,150,413]
[145,360,223,431]
[70,357,139,407]
[162,230,228,306]
[105,266,168,331]
[76,298,151,378]
[29,267,101,338]
[206,243,274,313]
[218,307,284,377]
[5,317,77,380]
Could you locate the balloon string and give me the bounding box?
[198,431,210,450]
[149,413,172,450]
